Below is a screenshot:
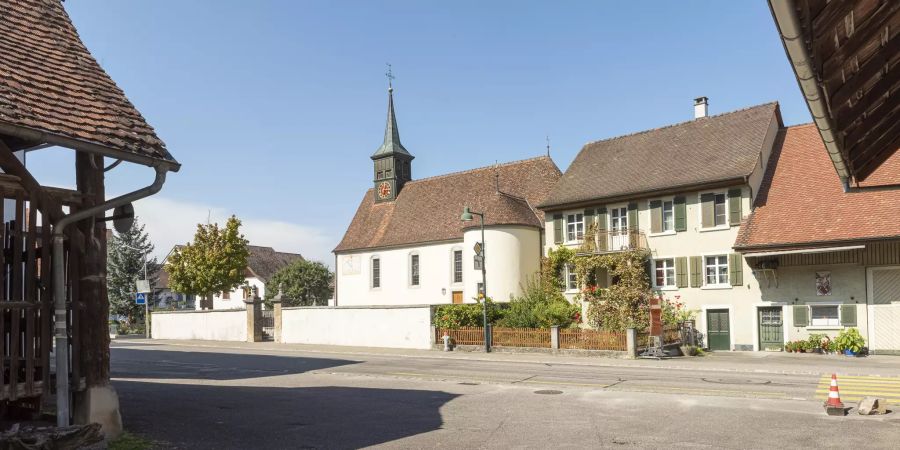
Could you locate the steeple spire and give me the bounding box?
[371,66,412,159]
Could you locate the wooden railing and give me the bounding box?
[559,328,627,351]
[580,229,648,254]
[438,327,485,346]
[492,327,551,348]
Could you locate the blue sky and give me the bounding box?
[28,1,809,265]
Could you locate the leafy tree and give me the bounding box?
[107,217,158,325]
[500,276,580,328]
[165,216,250,309]
[265,259,333,306]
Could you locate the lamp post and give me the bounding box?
[460,206,489,352]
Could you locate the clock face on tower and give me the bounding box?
[377,181,392,199]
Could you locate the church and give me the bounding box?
[334,84,561,306]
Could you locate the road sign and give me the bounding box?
[135,279,151,294]
[474,255,483,270]
[473,242,483,256]
[135,292,146,305]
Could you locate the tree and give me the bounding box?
[265,259,333,306]
[165,216,250,309]
[107,217,158,325]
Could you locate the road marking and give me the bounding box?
[815,375,900,403]
[614,385,791,399]
[386,371,610,388]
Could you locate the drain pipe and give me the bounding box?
[53,166,167,427]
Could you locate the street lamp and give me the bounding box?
[460,206,490,352]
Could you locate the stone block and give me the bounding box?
[857,397,888,415]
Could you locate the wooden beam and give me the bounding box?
[829,31,900,109]
[843,91,900,152]
[849,115,900,172]
[856,136,900,181]
[0,174,82,206]
[819,1,899,76]
[0,140,64,224]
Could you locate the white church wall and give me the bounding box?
[335,225,541,306]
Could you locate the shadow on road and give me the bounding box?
[115,381,460,449]
[112,348,359,381]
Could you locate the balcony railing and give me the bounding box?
[579,229,648,254]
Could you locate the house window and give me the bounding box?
[810,305,840,327]
[705,255,729,286]
[410,254,420,286]
[453,250,463,283]
[655,259,675,288]
[564,264,578,291]
[662,201,674,232]
[713,194,726,226]
[372,257,381,288]
[222,290,230,300]
[566,213,584,242]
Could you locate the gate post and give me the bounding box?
[551,326,560,350]
[272,288,284,343]
[244,294,263,342]
[626,328,637,358]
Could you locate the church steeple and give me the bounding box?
[371,69,413,203]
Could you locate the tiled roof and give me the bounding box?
[245,245,304,281]
[539,102,779,209]
[335,156,561,252]
[734,124,900,251]
[0,0,177,166]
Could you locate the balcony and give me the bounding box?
[578,229,648,255]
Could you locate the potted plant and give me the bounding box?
[835,328,865,356]
[808,334,826,354]
[785,341,793,353]
[827,340,840,355]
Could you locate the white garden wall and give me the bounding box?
[152,309,247,341]
[281,305,433,349]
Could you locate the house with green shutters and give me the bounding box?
[538,99,782,351]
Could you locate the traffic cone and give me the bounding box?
[824,373,846,416]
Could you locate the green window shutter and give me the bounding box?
[728,188,742,226]
[729,253,743,286]
[649,200,662,234]
[673,196,686,232]
[689,256,702,288]
[596,267,609,289]
[840,304,857,327]
[793,305,809,327]
[700,193,715,228]
[627,202,638,231]
[596,206,608,251]
[675,257,688,288]
[553,214,563,244]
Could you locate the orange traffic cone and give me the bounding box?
[824,373,846,416]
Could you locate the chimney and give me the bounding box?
[694,97,708,119]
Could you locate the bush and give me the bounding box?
[498,276,580,328]
[835,327,865,353]
[433,297,504,329]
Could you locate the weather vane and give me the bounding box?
[385,63,395,89]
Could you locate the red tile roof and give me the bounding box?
[734,124,900,251]
[540,103,779,209]
[0,0,177,166]
[335,156,561,252]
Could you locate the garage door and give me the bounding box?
[869,267,900,352]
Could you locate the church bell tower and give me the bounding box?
[371,74,413,203]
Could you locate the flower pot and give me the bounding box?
[843,349,857,356]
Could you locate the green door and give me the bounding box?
[758,307,784,351]
[707,309,730,351]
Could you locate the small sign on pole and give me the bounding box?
[135,279,151,294]
[135,292,146,305]
[474,255,483,270]
[473,241,483,256]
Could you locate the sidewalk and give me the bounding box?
[118,337,900,378]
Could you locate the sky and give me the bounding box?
[27,1,811,266]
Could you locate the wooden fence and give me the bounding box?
[436,327,627,351]
[559,328,627,351]
[492,327,551,348]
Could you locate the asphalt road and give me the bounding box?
[111,341,900,449]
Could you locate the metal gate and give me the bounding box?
[261,309,275,341]
[706,309,730,351]
[758,307,784,351]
